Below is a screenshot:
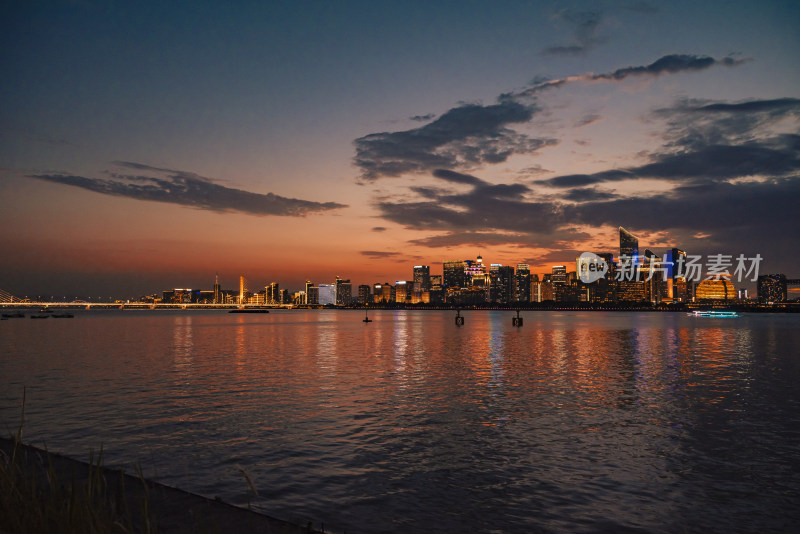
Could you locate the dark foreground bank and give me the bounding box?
[0,437,324,534]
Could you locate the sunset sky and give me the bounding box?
[2,1,799,298]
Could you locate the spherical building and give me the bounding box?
[695,278,737,301]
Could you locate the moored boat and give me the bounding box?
[690,310,740,318]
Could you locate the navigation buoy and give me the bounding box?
[455,309,464,326]
[512,310,523,327]
[363,310,372,323]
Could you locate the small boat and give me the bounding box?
[2,312,25,319]
[30,314,50,319]
[690,310,740,318]
[229,309,270,314]
[51,313,74,318]
[363,311,372,323]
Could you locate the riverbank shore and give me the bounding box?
[0,437,323,533]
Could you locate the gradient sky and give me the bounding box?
[2,0,799,298]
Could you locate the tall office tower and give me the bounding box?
[589,252,616,303]
[266,282,280,304]
[551,265,567,302]
[304,281,316,305]
[443,260,467,290]
[372,283,384,303]
[552,265,567,284]
[307,285,319,305]
[213,274,221,304]
[357,284,371,305]
[381,283,395,303]
[515,264,531,302]
[489,264,515,303]
[640,249,667,304]
[334,276,352,306]
[239,275,249,304]
[619,227,639,262]
[413,265,431,292]
[429,274,444,304]
[664,248,687,301]
[279,289,288,304]
[465,254,486,280]
[394,281,413,303]
[318,284,335,305]
[757,274,788,302]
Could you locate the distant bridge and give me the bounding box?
[0,289,295,310]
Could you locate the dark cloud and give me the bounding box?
[409,186,445,199]
[410,113,436,122]
[355,55,745,182]
[541,136,800,188]
[360,250,402,259]
[353,100,556,180]
[575,114,602,127]
[692,97,800,114]
[518,164,553,177]
[569,178,800,267]
[543,9,605,56]
[656,97,800,149]
[515,54,745,96]
[374,170,568,248]
[30,163,346,216]
[432,169,486,186]
[539,97,800,189]
[595,54,730,81]
[563,187,619,202]
[371,226,388,232]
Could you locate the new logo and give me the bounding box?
[577,252,609,284]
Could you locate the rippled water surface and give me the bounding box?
[2,310,799,532]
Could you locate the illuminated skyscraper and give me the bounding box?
[213,274,221,304]
[357,285,371,305]
[443,261,466,291]
[318,284,335,305]
[306,285,319,305]
[665,248,688,302]
[266,282,280,304]
[757,274,787,303]
[515,263,531,302]
[239,275,249,304]
[335,276,352,306]
[551,265,567,302]
[413,265,431,292]
[395,281,413,303]
[619,227,639,262]
[489,264,515,303]
[304,281,316,305]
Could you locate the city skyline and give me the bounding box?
[2,1,799,297]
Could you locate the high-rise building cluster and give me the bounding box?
[152,227,794,306]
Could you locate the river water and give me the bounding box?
[1,310,798,532]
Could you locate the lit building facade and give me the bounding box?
[619,227,639,263]
[413,265,431,292]
[757,274,787,303]
[318,284,336,305]
[515,263,531,302]
[695,278,736,302]
[489,264,515,304]
[335,277,351,306]
[357,284,371,305]
[443,260,467,292]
